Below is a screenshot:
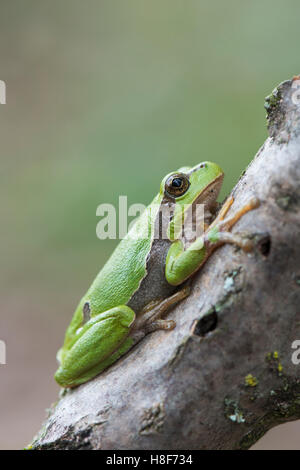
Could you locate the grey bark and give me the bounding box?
[32,77,300,450]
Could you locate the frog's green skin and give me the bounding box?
[55,162,259,388]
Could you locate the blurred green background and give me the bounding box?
[0,0,299,449]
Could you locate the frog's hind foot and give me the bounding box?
[144,319,176,334]
[134,285,190,334]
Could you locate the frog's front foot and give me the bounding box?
[206,196,260,252]
[224,197,260,226]
[144,319,176,334]
[214,231,254,252]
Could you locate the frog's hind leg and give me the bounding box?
[134,285,190,335]
[55,305,136,388]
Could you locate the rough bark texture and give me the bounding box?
[32,77,300,450]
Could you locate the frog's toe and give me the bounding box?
[240,238,254,252]
[248,196,260,209]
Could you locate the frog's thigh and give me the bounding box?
[65,335,136,388]
[55,305,135,388]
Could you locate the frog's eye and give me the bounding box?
[165,173,190,198]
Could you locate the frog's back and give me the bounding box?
[86,197,160,314]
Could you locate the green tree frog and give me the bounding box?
[55,162,259,388]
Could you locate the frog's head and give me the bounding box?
[160,161,224,240]
[160,161,224,208]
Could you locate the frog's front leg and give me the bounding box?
[55,305,136,388]
[165,196,260,286]
[207,196,260,252]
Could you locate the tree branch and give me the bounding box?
[32,76,300,450]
